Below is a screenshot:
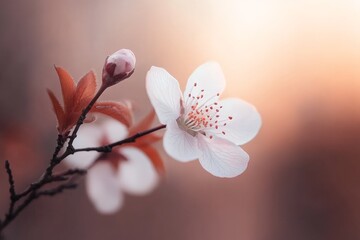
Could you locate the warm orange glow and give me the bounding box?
[1,0,360,239]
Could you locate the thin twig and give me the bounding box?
[36,183,78,197]
[49,169,87,182]
[4,161,17,217]
[52,168,87,178]
[72,124,166,155]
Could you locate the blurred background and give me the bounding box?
[1,0,360,239]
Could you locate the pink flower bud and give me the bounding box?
[102,49,136,87]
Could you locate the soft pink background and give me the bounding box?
[0,0,360,239]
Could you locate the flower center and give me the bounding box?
[176,82,233,139]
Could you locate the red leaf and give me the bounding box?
[141,145,165,175]
[92,101,133,127]
[128,110,156,136]
[74,71,97,111]
[138,133,162,145]
[47,89,65,131]
[54,66,76,113]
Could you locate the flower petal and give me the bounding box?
[197,134,249,178]
[63,124,102,169]
[86,162,123,214]
[146,66,182,124]
[117,147,159,195]
[209,98,261,145]
[163,120,199,162]
[92,101,133,128]
[184,62,226,107]
[102,118,129,143]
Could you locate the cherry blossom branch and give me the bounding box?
[0,85,108,234]
[0,123,166,234]
[0,49,141,236]
[0,124,166,233]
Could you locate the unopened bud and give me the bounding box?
[102,49,136,87]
